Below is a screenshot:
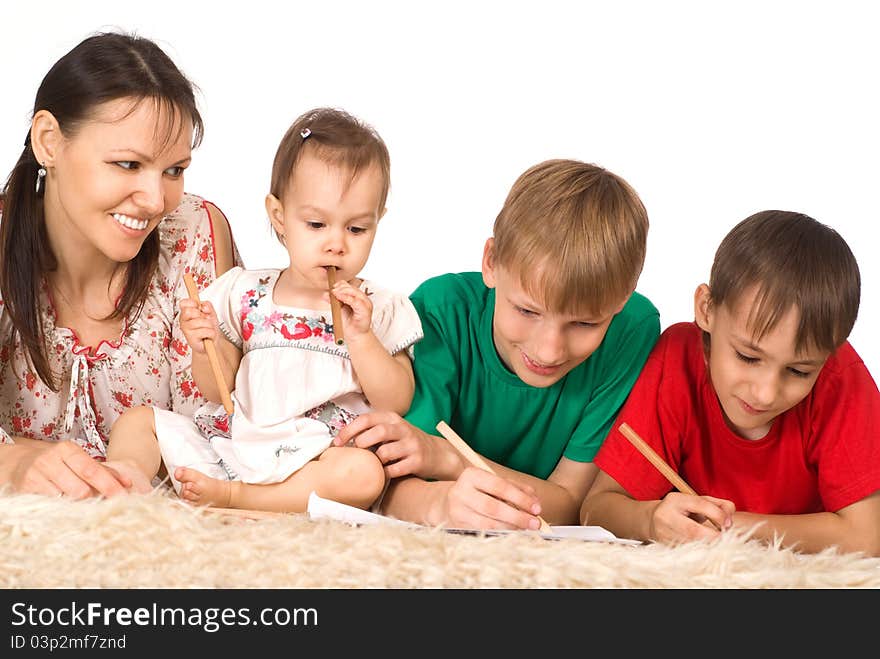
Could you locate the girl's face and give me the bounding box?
[41,97,193,265]
[266,151,385,291]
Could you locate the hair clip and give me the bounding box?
[300,128,312,139]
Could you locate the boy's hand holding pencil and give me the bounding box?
[437,421,553,533]
[619,423,734,538]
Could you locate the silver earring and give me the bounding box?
[35,165,46,194]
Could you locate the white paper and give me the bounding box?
[539,525,643,545]
[307,492,642,545]
[307,491,419,529]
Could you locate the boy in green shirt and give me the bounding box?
[336,159,659,529]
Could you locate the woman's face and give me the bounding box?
[43,97,193,264]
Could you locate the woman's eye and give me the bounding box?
[164,165,185,177]
[116,161,139,170]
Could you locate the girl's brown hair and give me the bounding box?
[268,107,390,244]
[0,31,204,390]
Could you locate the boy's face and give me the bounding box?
[482,239,628,388]
[694,284,830,440]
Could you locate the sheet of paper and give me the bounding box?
[307,492,642,545]
[307,491,420,529]
[539,525,643,545]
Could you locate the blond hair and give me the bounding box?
[491,159,648,316]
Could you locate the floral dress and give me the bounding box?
[152,266,424,488]
[0,193,239,456]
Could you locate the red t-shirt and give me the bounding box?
[595,322,880,514]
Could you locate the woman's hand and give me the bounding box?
[2,440,132,498]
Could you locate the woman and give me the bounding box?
[0,32,238,497]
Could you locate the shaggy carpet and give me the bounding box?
[2,490,879,589]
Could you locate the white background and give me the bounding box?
[4,1,878,379]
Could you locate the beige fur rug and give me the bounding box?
[2,490,879,588]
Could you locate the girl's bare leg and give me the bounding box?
[105,405,163,493]
[176,446,386,512]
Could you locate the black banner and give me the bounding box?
[0,589,867,654]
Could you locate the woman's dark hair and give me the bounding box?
[0,31,203,390]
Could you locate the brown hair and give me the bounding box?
[268,107,390,244]
[0,31,204,390]
[708,210,860,354]
[491,159,648,317]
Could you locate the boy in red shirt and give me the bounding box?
[581,210,880,555]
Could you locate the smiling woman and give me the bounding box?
[0,32,240,498]
[38,99,195,303]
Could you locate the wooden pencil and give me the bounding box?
[618,422,723,531]
[618,423,696,495]
[182,273,235,417]
[326,266,345,345]
[436,421,554,533]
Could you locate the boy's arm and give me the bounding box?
[381,456,594,527]
[731,492,880,556]
[580,470,664,539]
[380,477,455,526]
[484,456,597,526]
[380,472,544,529]
[581,469,733,543]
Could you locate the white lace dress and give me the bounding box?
[152,266,423,489]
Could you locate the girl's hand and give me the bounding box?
[179,298,220,355]
[650,492,735,543]
[335,411,467,481]
[330,281,373,339]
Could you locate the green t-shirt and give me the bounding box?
[405,272,660,479]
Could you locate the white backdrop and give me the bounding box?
[4,1,878,379]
